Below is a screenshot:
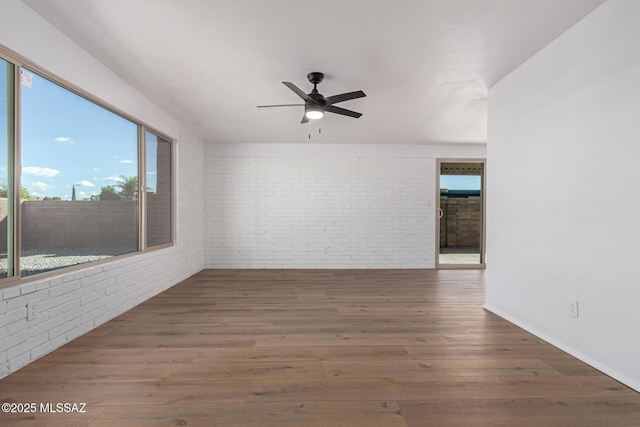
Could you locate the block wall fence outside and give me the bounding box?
[19,200,138,250]
[206,151,444,269]
[440,197,482,249]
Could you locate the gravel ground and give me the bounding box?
[0,247,135,277]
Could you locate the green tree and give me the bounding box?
[0,185,38,200]
[98,185,120,200]
[115,175,138,201]
[20,187,38,201]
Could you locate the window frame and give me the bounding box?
[0,44,175,285]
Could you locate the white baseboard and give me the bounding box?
[483,303,640,393]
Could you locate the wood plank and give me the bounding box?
[91,401,408,427]
[400,398,640,427]
[37,347,199,364]
[255,333,450,347]
[1,360,322,384]
[248,378,403,402]
[66,334,258,348]
[324,358,563,378]
[395,376,638,400]
[248,376,637,403]
[193,345,413,363]
[0,381,251,406]
[405,343,573,359]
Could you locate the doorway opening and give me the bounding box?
[437,160,485,268]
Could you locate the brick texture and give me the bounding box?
[440,197,482,249]
[205,156,436,269]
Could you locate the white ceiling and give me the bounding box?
[22,0,605,145]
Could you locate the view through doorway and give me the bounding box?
[437,161,485,267]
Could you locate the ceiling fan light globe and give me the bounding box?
[305,110,324,120]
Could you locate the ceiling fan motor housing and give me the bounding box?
[307,90,326,106]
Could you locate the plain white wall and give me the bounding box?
[0,0,205,378]
[206,143,486,268]
[487,0,640,391]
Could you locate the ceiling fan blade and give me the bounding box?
[257,104,304,108]
[301,114,310,124]
[283,82,312,101]
[325,105,362,118]
[325,90,366,105]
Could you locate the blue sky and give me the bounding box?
[20,68,139,200]
[440,175,481,190]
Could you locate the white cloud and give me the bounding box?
[74,180,95,188]
[103,175,124,183]
[78,191,95,199]
[120,160,134,164]
[32,181,53,192]
[54,136,73,144]
[22,166,60,178]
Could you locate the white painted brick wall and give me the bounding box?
[0,125,205,379]
[205,155,437,268]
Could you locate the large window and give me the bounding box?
[20,70,140,276]
[0,48,173,280]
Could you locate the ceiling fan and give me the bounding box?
[257,72,366,123]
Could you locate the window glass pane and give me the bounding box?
[19,68,138,277]
[145,131,171,247]
[0,58,14,278]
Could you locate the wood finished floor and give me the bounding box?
[1,269,639,426]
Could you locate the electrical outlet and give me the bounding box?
[568,298,579,319]
[27,302,39,321]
